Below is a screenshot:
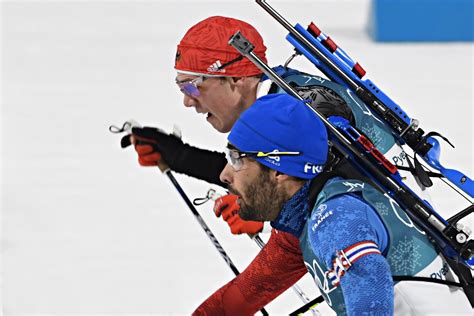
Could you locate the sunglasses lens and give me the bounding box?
[225,148,243,171]
[179,82,200,97]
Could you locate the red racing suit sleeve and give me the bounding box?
[192,229,307,316]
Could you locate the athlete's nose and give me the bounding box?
[183,94,197,108]
[220,163,234,185]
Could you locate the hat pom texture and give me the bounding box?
[175,16,267,76]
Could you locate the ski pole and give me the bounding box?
[155,161,269,316]
[110,122,313,314]
[109,122,269,314]
[289,295,325,316]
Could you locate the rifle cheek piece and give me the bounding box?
[228,31,255,55]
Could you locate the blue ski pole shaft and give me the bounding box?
[157,161,269,316]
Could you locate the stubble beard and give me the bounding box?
[233,170,290,222]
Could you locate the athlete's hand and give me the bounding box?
[121,126,185,166]
[213,194,263,235]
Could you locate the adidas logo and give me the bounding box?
[207,60,225,73]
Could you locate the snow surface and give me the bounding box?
[2,0,473,315]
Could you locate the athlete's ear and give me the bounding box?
[228,76,244,88]
[274,171,291,183]
[263,168,283,183]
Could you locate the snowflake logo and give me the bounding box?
[373,201,389,216]
[361,123,383,148]
[389,236,422,274]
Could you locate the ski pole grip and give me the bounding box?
[247,233,257,240]
[157,159,170,173]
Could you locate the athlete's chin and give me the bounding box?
[239,207,267,222]
[238,209,257,221]
[207,114,231,133]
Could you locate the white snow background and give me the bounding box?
[2,0,473,315]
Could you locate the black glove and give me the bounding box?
[121,126,227,186]
[121,126,185,167]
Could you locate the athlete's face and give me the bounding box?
[219,152,290,222]
[175,73,246,133]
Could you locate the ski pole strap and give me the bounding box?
[192,188,216,206]
[395,165,444,178]
[326,241,381,287]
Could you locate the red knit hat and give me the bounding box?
[174,16,267,77]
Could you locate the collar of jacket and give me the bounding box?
[270,156,376,237]
[270,180,312,237]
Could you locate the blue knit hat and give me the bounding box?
[228,94,328,179]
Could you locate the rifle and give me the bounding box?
[257,0,473,199]
[228,0,473,304]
